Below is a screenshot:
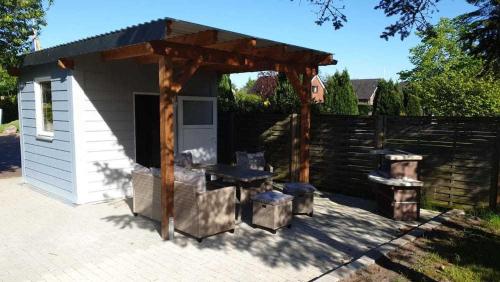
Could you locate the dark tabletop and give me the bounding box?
[203,164,273,182]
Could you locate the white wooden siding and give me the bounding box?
[71,54,218,203]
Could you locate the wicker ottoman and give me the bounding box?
[283,182,316,216]
[252,191,293,233]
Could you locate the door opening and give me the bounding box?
[134,94,160,168]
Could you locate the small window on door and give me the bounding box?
[35,79,54,139]
[182,100,214,125]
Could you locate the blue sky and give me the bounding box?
[39,0,474,88]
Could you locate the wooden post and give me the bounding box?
[286,67,315,183]
[299,88,311,183]
[159,56,176,240]
[157,55,202,240]
[490,125,500,211]
[229,112,236,163]
[289,113,299,182]
[375,115,385,149]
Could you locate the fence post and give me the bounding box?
[289,113,300,182]
[375,115,386,149]
[229,112,235,163]
[490,124,500,211]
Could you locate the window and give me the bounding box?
[182,100,214,125]
[35,79,54,139]
[312,86,318,93]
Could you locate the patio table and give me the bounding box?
[202,164,273,223]
[203,164,273,182]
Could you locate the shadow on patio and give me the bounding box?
[100,192,437,276]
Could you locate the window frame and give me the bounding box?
[34,77,55,140]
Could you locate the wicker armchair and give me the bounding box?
[235,151,274,207]
[175,182,235,241]
[132,166,236,242]
[235,151,273,172]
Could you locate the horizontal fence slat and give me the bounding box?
[218,113,499,208]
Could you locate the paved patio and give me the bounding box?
[0,177,437,281]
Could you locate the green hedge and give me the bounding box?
[0,95,18,123]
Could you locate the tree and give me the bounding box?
[403,87,424,116]
[291,1,499,76]
[458,0,500,77]
[270,72,300,113]
[251,72,277,100]
[291,0,441,39]
[400,18,500,116]
[217,74,236,112]
[0,67,16,95]
[0,1,53,123]
[0,0,53,66]
[324,70,359,115]
[373,79,404,116]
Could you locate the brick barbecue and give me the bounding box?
[368,149,423,221]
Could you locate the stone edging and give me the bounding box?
[314,209,463,282]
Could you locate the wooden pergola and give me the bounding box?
[90,20,336,240]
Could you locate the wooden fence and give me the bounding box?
[218,113,500,209]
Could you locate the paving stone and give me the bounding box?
[0,177,439,281]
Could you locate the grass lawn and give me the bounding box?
[0,120,19,133]
[344,210,500,282]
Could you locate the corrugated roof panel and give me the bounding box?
[22,17,331,67]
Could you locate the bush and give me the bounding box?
[323,70,359,115]
[217,74,236,112]
[0,119,19,133]
[234,93,263,112]
[358,104,373,115]
[405,94,423,116]
[373,79,404,116]
[0,95,18,123]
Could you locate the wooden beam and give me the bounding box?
[167,30,218,46]
[254,45,288,57]
[286,68,316,183]
[165,20,173,37]
[205,38,256,52]
[151,40,248,67]
[159,56,176,240]
[201,61,314,74]
[101,43,155,61]
[57,58,74,70]
[101,40,335,71]
[171,57,204,92]
[135,55,160,64]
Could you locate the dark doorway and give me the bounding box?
[134,94,160,168]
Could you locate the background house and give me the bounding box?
[251,74,326,103]
[351,78,380,105]
[311,75,326,103]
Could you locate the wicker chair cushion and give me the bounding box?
[147,165,206,193]
[236,151,266,171]
[174,165,206,193]
[236,151,249,168]
[252,191,293,206]
[283,182,317,195]
[175,151,194,168]
[133,163,151,173]
[248,152,265,171]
